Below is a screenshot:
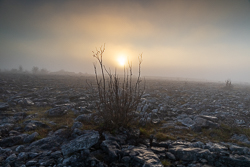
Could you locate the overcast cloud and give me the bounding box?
[1,0,250,82]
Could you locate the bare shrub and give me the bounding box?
[225,79,233,89]
[91,45,144,128]
[32,66,39,74]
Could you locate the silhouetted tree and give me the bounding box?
[18,65,23,73]
[32,66,39,74]
[40,68,49,74]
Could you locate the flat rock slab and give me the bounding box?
[61,130,99,156]
[101,140,121,161]
[199,115,218,121]
[45,107,67,117]
[220,154,250,167]
[0,102,9,110]
[130,147,163,167]
[169,146,213,162]
[231,134,250,145]
[0,134,27,147]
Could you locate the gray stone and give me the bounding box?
[53,128,68,136]
[128,128,140,139]
[51,150,62,159]
[200,158,208,163]
[169,146,200,161]
[61,130,99,156]
[0,147,12,156]
[9,130,21,136]
[24,98,34,105]
[189,141,205,148]
[71,128,85,137]
[29,136,63,151]
[101,140,121,161]
[23,120,50,131]
[86,157,106,167]
[71,121,83,130]
[121,156,131,163]
[171,141,191,147]
[152,109,158,113]
[229,145,249,155]
[142,104,149,112]
[62,157,71,165]
[28,152,39,158]
[166,152,176,160]
[179,117,195,127]
[199,115,218,122]
[16,145,25,152]
[169,146,214,162]
[0,135,24,147]
[0,102,9,110]
[102,131,126,145]
[26,160,37,166]
[235,119,245,125]
[206,142,228,153]
[62,154,82,166]
[40,159,55,166]
[24,123,37,131]
[151,147,166,154]
[45,107,67,117]
[0,123,15,132]
[75,114,92,122]
[220,154,250,167]
[191,117,219,132]
[139,117,151,127]
[17,152,28,160]
[23,132,39,143]
[79,106,92,114]
[130,147,163,167]
[152,140,172,148]
[5,153,17,163]
[152,118,161,124]
[157,153,166,159]
[231,134,250,145]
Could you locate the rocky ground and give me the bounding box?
[1,72,250,167]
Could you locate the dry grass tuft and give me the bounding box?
[201,124,250,145]
[155,132,176,141]
[139,127,153,138]
[25,106,75,130]
[161,159,171,167]
[28,128,50,140]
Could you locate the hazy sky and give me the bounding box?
[1,0,250,82]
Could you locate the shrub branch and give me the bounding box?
[92,45,144,128]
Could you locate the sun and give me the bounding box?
[117,55,127,66]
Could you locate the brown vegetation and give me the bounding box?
[91,45,144,129]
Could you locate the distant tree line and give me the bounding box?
[0,65,49,74]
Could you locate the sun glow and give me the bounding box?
[117,55,127,66]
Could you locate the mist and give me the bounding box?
[1,0,250,83]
